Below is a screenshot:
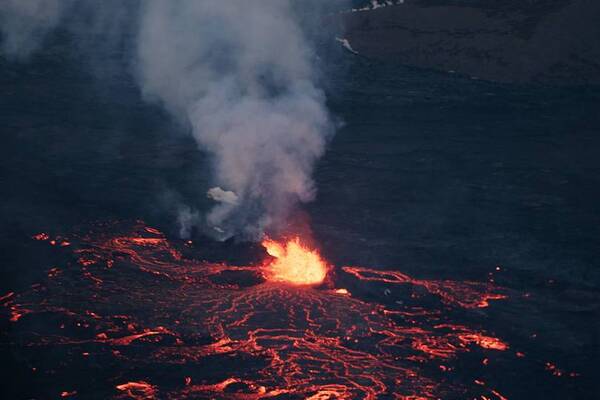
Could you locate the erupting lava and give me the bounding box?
[261,237,328,285]
[6,222,579,399]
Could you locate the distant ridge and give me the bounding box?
[340,0,600,84]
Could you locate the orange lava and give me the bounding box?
[3,222,525,399]
[262,237,328,285]
[115,381,156,399]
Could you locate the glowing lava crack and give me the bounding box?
[0,222,528,400]
[262,237,328,285]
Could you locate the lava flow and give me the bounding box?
[261,237,328,285]
[1,221,578,399]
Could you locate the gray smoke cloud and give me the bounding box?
[136,0,333,239]
[1,0,335,240]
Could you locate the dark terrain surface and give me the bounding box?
[1,3,599,399]
[340,0,600,83]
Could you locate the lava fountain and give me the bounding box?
[3,221,561,399]
[261,237,328,285]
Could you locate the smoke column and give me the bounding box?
[136,0,333,239]
[0,0,334,240]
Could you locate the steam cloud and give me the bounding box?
[0,0,335,240]
[136,1,333,239]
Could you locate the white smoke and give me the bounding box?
[135,0,333,239]
[1,0,335,240]
[207,187,239,206]
[176,204,199,239]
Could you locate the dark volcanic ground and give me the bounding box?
[1,7,600,400]
[340,0,600,84]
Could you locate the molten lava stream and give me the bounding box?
[261,237,328,285]
[3,222,520,399]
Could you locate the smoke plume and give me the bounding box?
[1,0,334,240]
[136,0,333,239]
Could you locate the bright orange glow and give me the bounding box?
[115,381,156,399]
[262,237,328,285]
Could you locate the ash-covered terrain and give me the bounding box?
[1,1,599,399]
[339,0,600,83]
